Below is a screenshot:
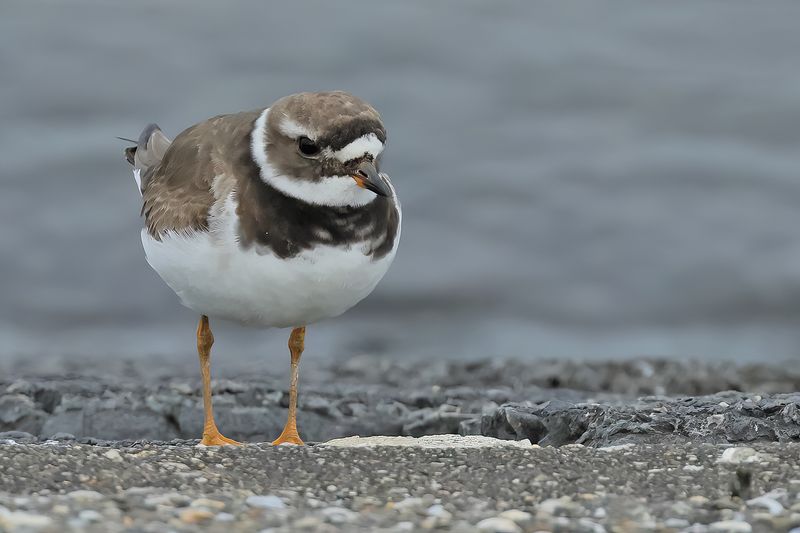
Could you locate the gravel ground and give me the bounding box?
[1,437,799,532]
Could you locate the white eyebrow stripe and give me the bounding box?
[279,117,317,140]
[333,133,384,162]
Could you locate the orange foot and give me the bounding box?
[200,430,241,446]
[272,425,304,446]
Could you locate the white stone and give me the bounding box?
[0,509,53,529]
[709,520,752,533]
[246,495,285,510]
[747,495,784,515]
[78,510,102,522]
[323,435,534,449]
[718,447,765,464]
[476,516,523,533]
[103,449,123,461]
[498,509,532,523]
[67,490,105,502]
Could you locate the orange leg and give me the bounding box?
[196,315,240,446]
[272,326,306,445]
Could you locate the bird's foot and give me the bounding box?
[200,429,241,446]
[272,424,304,446]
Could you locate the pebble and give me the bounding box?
[67,490,105,502]
[476,516,523,533]
[0,509,54,528]
[320,506,357,524]
[77,509,102,522]
[179,508,215,524]
[246,495,286,510]
[747,495,784,515]
[709,520,752,533]
[103,449,123,462]
[497,509,532,524]
[191,497,226,510]
[664,518,690,528]
[718,447,761,464]
[537,496,581,517]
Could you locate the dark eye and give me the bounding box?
[297,136,320,157]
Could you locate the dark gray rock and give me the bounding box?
[0,394,46,435]
[481,394,800,447]
[0,430,37,442]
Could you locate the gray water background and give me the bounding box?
[2,1,800,376]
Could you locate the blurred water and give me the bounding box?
[2,0,800,375]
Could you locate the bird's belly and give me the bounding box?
[141,230,395,327]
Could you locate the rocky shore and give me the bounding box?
[1,357,799,531]
[2,357,799,445]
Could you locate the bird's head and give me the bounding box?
[252,91,391,207]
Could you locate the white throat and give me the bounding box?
[251,108,379,207]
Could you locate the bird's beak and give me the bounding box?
[351,161,390,197]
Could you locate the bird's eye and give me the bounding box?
[297,136,320,157]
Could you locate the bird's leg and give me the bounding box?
[196,315,240,446]
[272,326,306,445]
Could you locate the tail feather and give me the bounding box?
[122,123,172,194]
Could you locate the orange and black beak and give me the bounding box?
[351,161,390,197]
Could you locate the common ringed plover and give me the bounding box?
[123,91,400,445]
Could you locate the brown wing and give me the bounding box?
[141,111,261,239]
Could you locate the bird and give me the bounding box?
[122,91,401,446]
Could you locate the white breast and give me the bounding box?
[141,193,400,328]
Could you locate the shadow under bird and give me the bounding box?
[122,91,401,445]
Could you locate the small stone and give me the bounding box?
[246,495,285,510]
[179,508,214,524]
[498,510,532,524]
[476,516,523,533]
[391,521,415,531]
[718,447,760,464]
[427,504,451,518]
[67,490,105,502]
[747,496,784,515]
[392,497,425,511]
[709,520,752,533]
[191,498,226,510]
[320,506,357,524]
[0,510,53,528]
[215,512,235,522]
[292,516,324,529]
[425,504,452,526]
[664,518,690,528]
[103,449,123,462]
[77,510,102,523]
[683,465,704,472]
[537,497,580,517]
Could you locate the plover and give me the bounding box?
[123,91,400,445]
